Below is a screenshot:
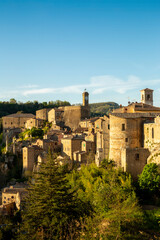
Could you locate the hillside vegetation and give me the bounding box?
[0,99,119,119]
[0,99,71,118]
[90,102,119,116]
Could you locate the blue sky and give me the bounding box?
[0,0,160,105]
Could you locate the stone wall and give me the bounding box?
[109,115,143,166]
[121,148,150,179]
[36,108,51,120]
[60,105,90,130]
[3,114,35,129]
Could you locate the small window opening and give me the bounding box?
[122,124,125,131]
[135,153,139,160]
[125,138,128,143]
[147,94,150,100]
[152,128,154,139]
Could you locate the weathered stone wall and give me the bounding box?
[61,137,84,160]
[60,105,90,130]
[3,114,35,129]
[23,146,43,172]
[121,148,150,179]
[36,108,51,120]
[144,117,160,148]
[109,115,143,166]
[25,118,44,129]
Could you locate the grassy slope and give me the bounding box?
[90,102,119,117]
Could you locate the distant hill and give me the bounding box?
[90,102,119,117]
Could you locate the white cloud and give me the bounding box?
[18,84,38,89]
[22,75,143,96]
[1,75,160,100]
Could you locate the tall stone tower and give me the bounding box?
[82,90,89,106]
[140,88,153,106]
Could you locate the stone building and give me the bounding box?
[107,88,160,178]
[48,108,64,124]
[59,90,90,130]
[121,148,150,179]
[25,117,44,129]
[33,139,59,152]
[23,145,44,173]
[2,185,27,210]
[61,135,84,160]
[140,88,153,106]
[143,116,160,165]
[36,108,51,121]
[95,116,110,165]
[2,113,35,129]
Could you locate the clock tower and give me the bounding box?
[82,90,89,106]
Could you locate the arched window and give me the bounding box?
[147,94,151,100]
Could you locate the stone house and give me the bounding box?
[61,135,84,160]
[25,117,44,129]
[2,185,27,210]
[2,113,35,129]
[36,108,51,121]
[48,108,64,124]
[23,145,44,172]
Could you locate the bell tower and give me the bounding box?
[82,89,89,106]
[140,88,153,106]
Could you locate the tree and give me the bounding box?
[68,163,142,239]
[18,153,92,240]
[138,163,160,195]
[9,98,17,104]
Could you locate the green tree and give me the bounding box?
[18,153,92,240]
[68,163,142,239]
[9,98,17,104]
[138,163,160,194]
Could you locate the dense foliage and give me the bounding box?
[90,102,119,117]
[18,154,92,240]
[1,159,160,239]
[0,99,71,118]
[19,127,44,140]
[0,99,119,119]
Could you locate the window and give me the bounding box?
[11,196,14,199]
[147,94,150,100]
[122,124,125,131]
[152,128,154,139]
[135,153,139,160]
[125,138,128,143]
[108,124,110,130]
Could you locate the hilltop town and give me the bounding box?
[1,88,160,214]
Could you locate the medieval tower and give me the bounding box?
[140,88,153,106]
[82,90,89,106]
